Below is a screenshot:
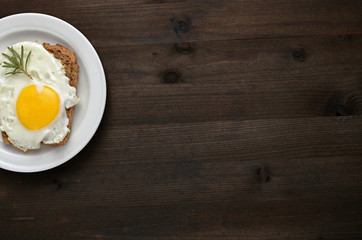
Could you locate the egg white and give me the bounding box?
[0,41,79,151]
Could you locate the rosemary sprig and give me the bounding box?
[2,45,32,79]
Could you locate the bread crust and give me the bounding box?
[1,43,79,148]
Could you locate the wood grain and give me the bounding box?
[1,117,362,239]
[102,36,362,125]
[1,0,362,239]
[1,0,362,46]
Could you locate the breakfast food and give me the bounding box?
[0,41,80,151]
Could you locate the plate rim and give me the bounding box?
[0,13,107,173]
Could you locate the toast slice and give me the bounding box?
[1,43,79,147]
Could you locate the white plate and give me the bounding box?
[0,13,106,172]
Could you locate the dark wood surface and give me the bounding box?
[1,1,362,239]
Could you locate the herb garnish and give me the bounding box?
[2,45,32,79]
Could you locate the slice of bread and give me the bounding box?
[1,43,79,147]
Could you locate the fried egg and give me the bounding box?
[0,41,79,151]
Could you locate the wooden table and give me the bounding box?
[1,1,362,239]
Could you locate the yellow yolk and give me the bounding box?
[16,85,60,130]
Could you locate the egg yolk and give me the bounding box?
[16,85,60,130]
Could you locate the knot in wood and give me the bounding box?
[325,92,361,119]
[293,49,305,62]
[175,42,192,54]
[163,71,179,83]
[334,104,349,116]
[175,20,190,33]
[256,167,271,183]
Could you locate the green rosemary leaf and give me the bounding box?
[3,65,18,69]
[2,62,18,68]
[5,70,21,75]
[2,45,32,79]
[20,45,24,67]
[2,53,18,66]
[25,50,31,72]
[8,47,21,64]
